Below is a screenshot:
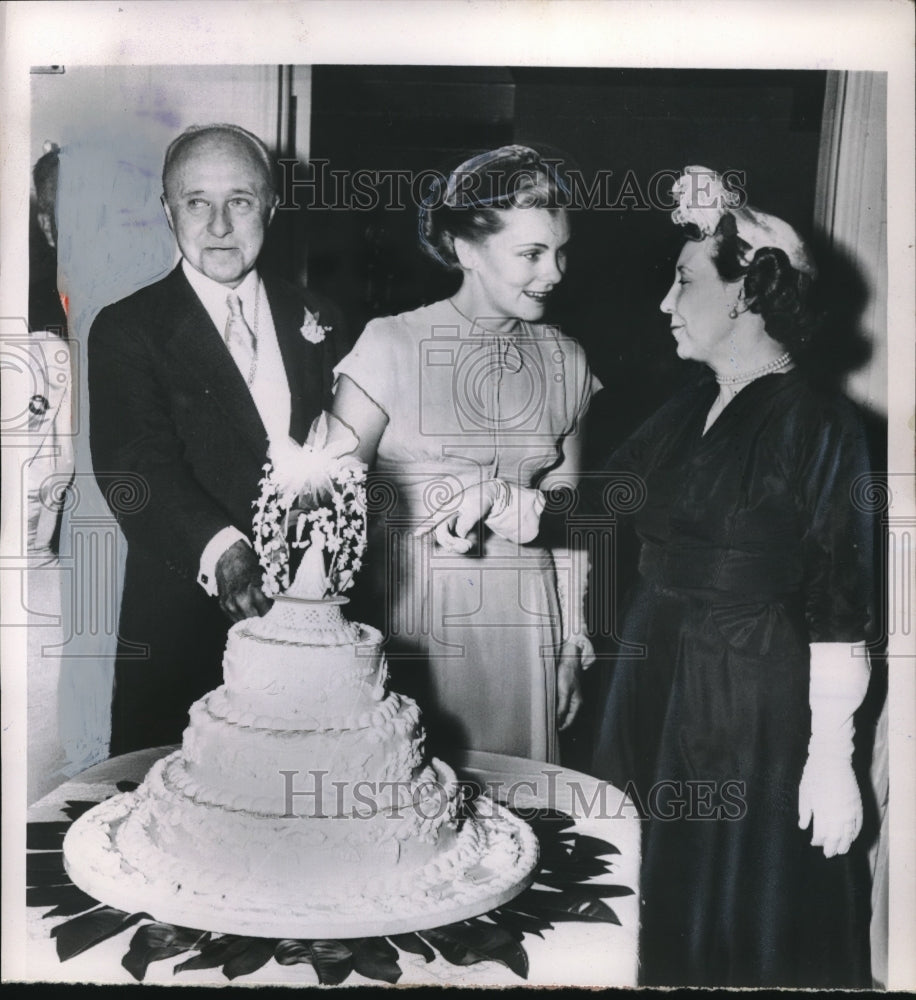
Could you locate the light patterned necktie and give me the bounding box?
[225,291,257,385]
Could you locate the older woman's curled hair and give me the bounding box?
[710,211,823,354]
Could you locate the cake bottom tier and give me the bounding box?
[62,757,540,938]
[122,752,462,880]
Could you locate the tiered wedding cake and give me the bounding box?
[63,417,538,938]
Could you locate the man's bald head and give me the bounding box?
[162,124,276,204]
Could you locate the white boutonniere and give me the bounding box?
[300,309,331,345]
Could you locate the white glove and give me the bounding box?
[798,642,870,858]
[553,546,596,669]
[415,479,545,552]
[485,481,544,544]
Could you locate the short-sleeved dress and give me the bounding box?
[589,369,874,988]
[335,298,600,762]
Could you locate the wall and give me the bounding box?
[28,64,283,778]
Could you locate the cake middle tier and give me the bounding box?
[179,689,427,815]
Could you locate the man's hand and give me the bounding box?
[215,540,272,622]
[557,641,584,732]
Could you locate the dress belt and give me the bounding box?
[638,541,803,598]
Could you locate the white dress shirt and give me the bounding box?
[181,260,292,595]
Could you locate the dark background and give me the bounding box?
[267,66,831,767]
[280,66,827,453]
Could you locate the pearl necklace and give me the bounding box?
[715,351,792,386]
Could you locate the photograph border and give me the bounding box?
[2,0,913,989]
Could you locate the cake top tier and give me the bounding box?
[253,412,368,601]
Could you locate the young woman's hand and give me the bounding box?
[557,640,584,732]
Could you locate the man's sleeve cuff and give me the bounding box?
[198,527,249,596]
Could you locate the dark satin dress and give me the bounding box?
[590,370,873,988]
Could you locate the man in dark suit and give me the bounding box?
[89,123,347,755]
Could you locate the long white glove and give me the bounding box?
[553,546,596,668]
[798,642,870,858]
[553,545,594,732]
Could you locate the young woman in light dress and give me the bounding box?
[332,146,601,762]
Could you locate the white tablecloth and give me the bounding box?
[25,748,640,987]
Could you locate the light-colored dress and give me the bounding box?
[335,298,600,762]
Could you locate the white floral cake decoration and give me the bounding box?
[252,412,368,599]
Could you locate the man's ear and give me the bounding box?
[161,193,175,232]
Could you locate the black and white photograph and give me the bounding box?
[2,0,913,990]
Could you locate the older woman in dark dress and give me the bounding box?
[590,169,873,988]
[428,167,874,988]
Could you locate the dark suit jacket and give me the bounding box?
[88,264,349,753]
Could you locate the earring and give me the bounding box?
[728,307,739,319]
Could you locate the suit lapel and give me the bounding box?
[264,274,325,445]
[161,267,268,460]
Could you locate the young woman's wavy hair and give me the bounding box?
[418,145,569,270]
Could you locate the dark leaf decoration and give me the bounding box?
[420,919,529,979]
[528,876,634,898]
[26,852,69,887]
[26,851,66,872]
[43,889,102,919]
[27,822,70,850]
[350,937,402,984]
[223,937,277,980]
[536,859,610,882]
[535,869,605,889]
[122,923,206,981]
[173,934,253,974]
[27,800,633,984]
[28,885,94,909]
[514,888,622,925]
[116,780,140,793]
[570,833,622,857]
[489,906,552,939]
[538,853,613,881]
[50,906,149,961]
[388,932,436,963]
[518,807,578,832]
[539,840,612,865]
[27,870,73,888]
[307,940,354,985]
[274,939,314,966]
[60,800,102,822]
